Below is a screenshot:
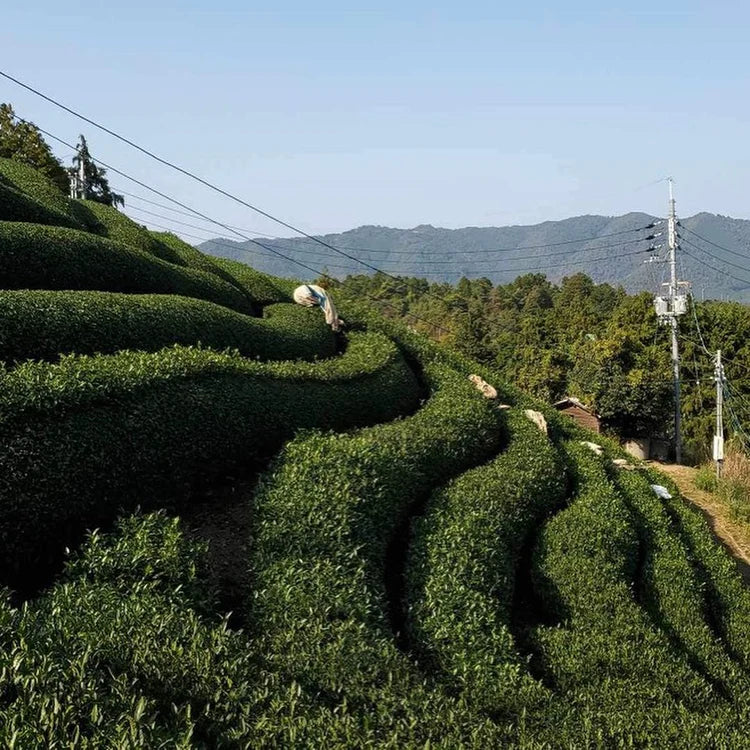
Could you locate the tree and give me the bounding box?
[568,333,672,438]
[69,135,124,207]
[0,103,69,192]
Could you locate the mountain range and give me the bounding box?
[198,212,750,301]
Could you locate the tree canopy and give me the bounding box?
[70,135,124,207]
[0,104,69,193]
[338,271,750,463]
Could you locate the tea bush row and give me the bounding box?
[0,221,258,315]
[0,512,324,748]
[0,291,335,364]
[654,469,750,674]
[528,443,729,746]
[406,410,566,720]
[210,256,296,306]
[70,203,253,298]
[0,157,81,228]
[0,332,419,590]
[149,231,256,293]
[0,158,267,301]
[0,178,81,229]
[614,469,749,699]
[69,199,188,265]
[248,357,515,745]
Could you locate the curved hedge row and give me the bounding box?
[149,231,251,292]
[406,410,566,719]
[0,221,258,316]
[529,443,726,745]
[0,332,419,590]
[0,513,313,747]
[614,469,750,699]
[0,157,80,224]
[69,199,187,265]
[210,256,296,306]
[248,357,513,745]
[654,470,750,675]
[0,162,81,229]
[0,291,336,364]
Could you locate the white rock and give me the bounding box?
[468,374,497,400]
[581,441,604,456]
[524,409,548,435]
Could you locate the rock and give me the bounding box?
[469,374,497,400]
[612,458,635,470]
[581,441,604,456]
[524,409,548,435]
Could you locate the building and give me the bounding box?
[553,397,601,434]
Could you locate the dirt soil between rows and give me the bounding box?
[653,462,750,586]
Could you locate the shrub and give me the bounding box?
[614,469,749,699]
[0,513,271,747]
[70,199,189,265]
[528,443,724,745]
[406,410,566,718]
[0,332,419,590]
[695,464,718,492]
[210,256,296,305]
[0,221,257,315]
[248,356,511,745]
[0,157,79,222]
[0,168,81,229]
[0,291,335,364]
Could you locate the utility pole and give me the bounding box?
[655,178,688,463]
[78,146,86,200]
[668,178,682,464]
[69,143,87,200]
[714,349,725,478]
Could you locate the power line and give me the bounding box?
[0,71,656,307]
[688,295,712,356]
[119,185,656,257]
[127,198,654,262]
[127,206,653,278]
[124,203,654,269]
[680,225,750,262]
[678,243,750,287]
[123,210,364,272]
[321,225,653,257]
[8,113,346,280]
[0,69,457,281]
[9,111,458,336]
[680,236,750,276]
[116,189,294,240]
[722,384,750,450]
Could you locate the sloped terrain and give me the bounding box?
[2,163,750,747]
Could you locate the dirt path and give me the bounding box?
[179,475,257,628]
[654,462,750,585]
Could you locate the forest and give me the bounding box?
[337,271,750,463]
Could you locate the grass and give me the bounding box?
[696,446,750,524]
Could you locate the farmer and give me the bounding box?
[293,283,343,331]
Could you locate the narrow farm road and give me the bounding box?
[655,462,750,586]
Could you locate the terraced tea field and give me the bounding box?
[2,158,750,747]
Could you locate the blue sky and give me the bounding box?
[3,1,749,236]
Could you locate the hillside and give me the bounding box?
[200,211,750,301]
[4,157,750,745]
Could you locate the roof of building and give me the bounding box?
[553,396,600,418]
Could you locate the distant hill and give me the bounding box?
[198,212,750,301]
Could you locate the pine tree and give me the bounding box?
[0,103,69,192]
[69,135,124,207]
